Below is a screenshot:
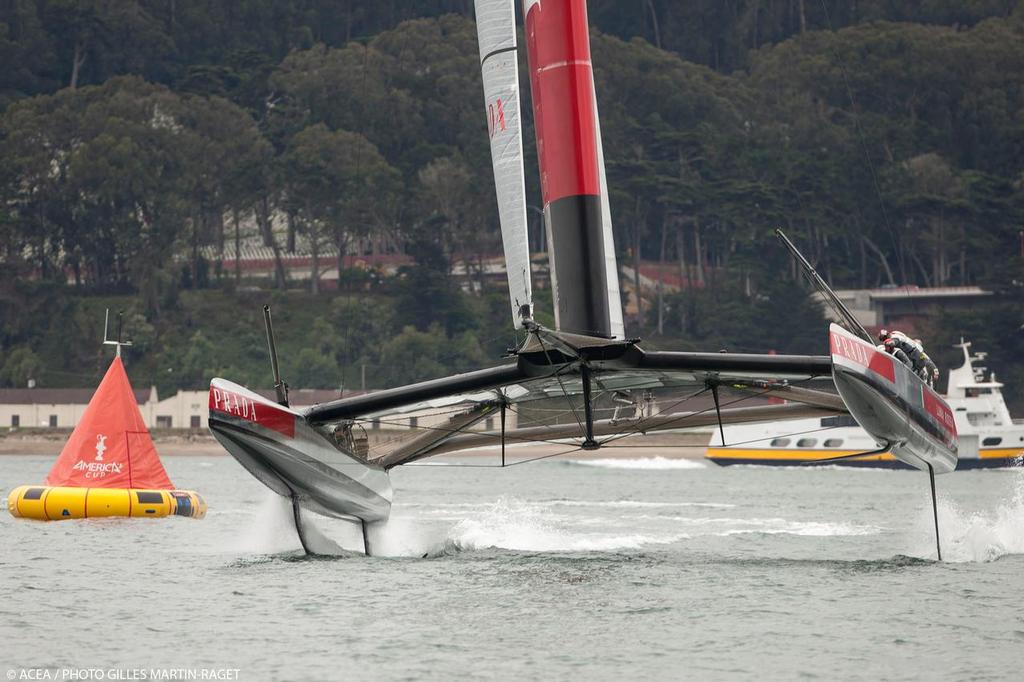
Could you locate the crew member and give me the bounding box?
[917,342,940,388]
[878,329,938,386]
[878,329,912,369]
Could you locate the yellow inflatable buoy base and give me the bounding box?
[7,485,207,520]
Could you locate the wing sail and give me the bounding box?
[474,0,533,326]
[591,69,625,339]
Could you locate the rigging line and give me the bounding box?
[533,332,587,436]
[507,403,587,415]
[594,424,845,450]
[403,462,505,468]
[503,402,581,435]
[777,228,873,342]
[595,376,825,449]
[351,404,495,425]
[594,385,712,447]
[355,411,586,450]
[389,405,501,466]
[504,442,591,467]
[510,386,615,414]
[401,442,589,468]
[817,0,907,288]
[352,394,611,451]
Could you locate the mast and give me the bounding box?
[523,0,624,338]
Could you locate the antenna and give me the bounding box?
[102,309,133,358]
[263,305,289,407]
[776,229,874,344]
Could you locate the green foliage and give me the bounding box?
[0,4,1022,403]
[656,268,830,355]
[393,233,476,336]
[377,324,487,386]
[292,347,340,389]
[0,347,42,387]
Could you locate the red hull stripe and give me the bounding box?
[209,387,295,438]
[922,386,957,438]
[829,330,896,383]
[525,0,600,205]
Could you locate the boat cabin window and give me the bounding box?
[796,438,817,448]
[965,388,992,397]
[769,438,791,447]
[823,438,844,447]
[982,437,1002,446]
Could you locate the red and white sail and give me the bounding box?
[474,0,533,327]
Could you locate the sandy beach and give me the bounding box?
[0,429,713,459]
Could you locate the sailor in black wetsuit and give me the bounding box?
[878,329,912,368]
[916,340,940,388]
[878,330,939,387]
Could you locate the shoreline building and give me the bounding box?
[818,286,993,334]
[0,386,509,434]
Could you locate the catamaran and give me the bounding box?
[207,0,959,559]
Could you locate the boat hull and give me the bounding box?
[829,325,958,473]
[208,379,392,523]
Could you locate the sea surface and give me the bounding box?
[2,453,1024,681]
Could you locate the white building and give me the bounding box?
[0,386,346,430]
[0,386,501,433]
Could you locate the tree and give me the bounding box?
[393,232,475,335]
[176,93,271,287]
[292,347,340,389]
[417,154,495,285]
[43,0,171,89]
[279,123,397,295]
[0,347,42,387]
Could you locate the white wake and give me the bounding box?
[375,496,685,556]
[930,470,1024,563]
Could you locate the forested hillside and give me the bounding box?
[1,1,1022,405]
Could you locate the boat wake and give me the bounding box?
[234,491,884,559]
[374,497,684,557]
[652,516,882,537]
[232,491,359,556]
[931,472,1024,563]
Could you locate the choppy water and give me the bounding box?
[3,453,1024,681]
